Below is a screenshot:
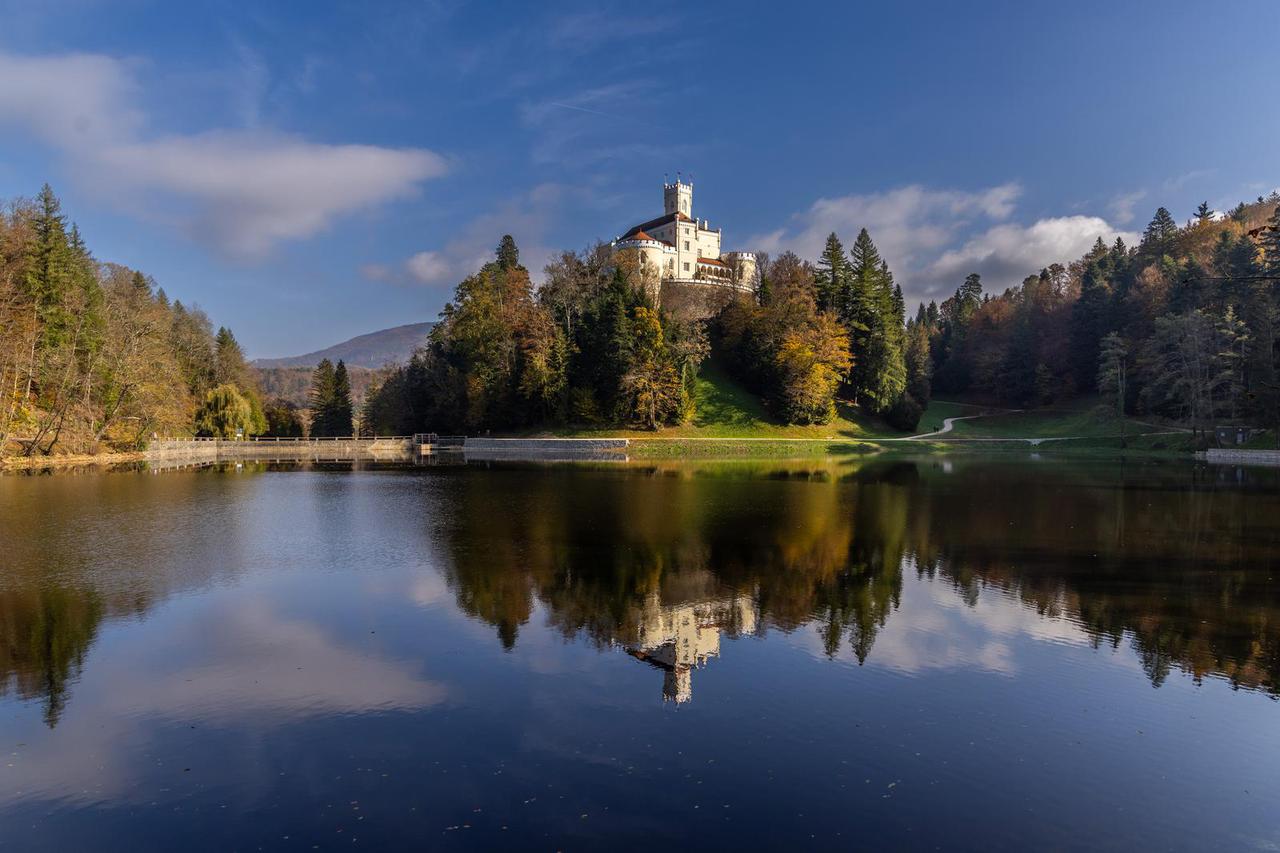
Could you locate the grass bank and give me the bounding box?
[527,363,910,442]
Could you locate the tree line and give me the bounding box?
[0,185,282,455]
[365,226,932,434]
[363,237,707,434]
[922,196,1280,438]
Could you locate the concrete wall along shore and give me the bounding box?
[1199,448,1280,467]
[461,437,629,461]
[145,436,630,466]
[146,437,414,466]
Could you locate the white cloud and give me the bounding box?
[1107,189,1147,225]
[753,183,1021,262]
[0,51,142,145]
[926,216,1138,291]
[0,50,447,257]
[364,183,565,289]
[753,182,1136,304]
[405,250,451,284]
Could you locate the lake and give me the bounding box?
[1,456,1278,850]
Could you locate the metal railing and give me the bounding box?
[413,433,466,448]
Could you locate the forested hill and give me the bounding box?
[252,322,434,369]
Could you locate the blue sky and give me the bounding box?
[1,0,1276,357]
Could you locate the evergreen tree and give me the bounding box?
[24,184,75,349]
[1195,201,1213,224]
[904,318,932,405]
[1140,207,1179,260]
[308,358,337,436]
[213,327,248,387]
[1069,262,1112,390]
[331,359,355,436]
[495,235,520,270]
[813,232,850,314]
[1263,205,1280,276]
[844,229,882,404]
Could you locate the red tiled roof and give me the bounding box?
[698,257,729,267]
[617,230,673,248]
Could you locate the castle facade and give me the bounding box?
[611,179,756,308]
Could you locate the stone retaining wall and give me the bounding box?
[146,438,414,465]
[1199,448,1280,467]
[145,436,630,466]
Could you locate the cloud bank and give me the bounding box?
[752,183,1136,305]
[0,50,447,257]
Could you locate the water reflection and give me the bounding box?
[2,456,1278,732]
[430,457,1280,700]
[3,457,1280,850]
[625,594,756,703]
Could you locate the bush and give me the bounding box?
[885,393,923,432]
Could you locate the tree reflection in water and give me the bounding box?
[437,458,1280,700]
[2,456,1279,724]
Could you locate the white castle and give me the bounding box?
[624,593,757,704]
[612,178,757,301]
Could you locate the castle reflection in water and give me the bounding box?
[624,594,757,704]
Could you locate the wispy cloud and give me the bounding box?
[363,183,567,290]
[1107,189,1147,225]
[0,50,448,258]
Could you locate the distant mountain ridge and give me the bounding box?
[252,322,434,369]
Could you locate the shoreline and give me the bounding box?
[0,450,147,471]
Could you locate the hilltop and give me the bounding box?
[252,322,433,370]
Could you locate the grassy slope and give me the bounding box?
[537,363,907,440]
[520,372,1200,458]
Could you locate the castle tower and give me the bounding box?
[663,179,692,217]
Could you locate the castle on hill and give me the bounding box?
[611,178,756,308]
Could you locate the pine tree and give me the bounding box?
[842,230,906,412]
[904,318,932,405]
[1195,201,1213,224]
[332,359,355,436]
[1069,262,1112,390]
[495,235,520,270]
[1140,207,1179,260]
[214,327,248,387]
[308,358,337,436]
[843,229,881,400]
[25,184,74,349]
[1097,332,1130,441]
[1263,204,1280,276]
[813,232,849,314]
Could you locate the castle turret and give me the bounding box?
[664,179,692,217]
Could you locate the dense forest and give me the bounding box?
[367,194,1280,439]
[0,185,283,455]
[362,237,710,433]
[924,196,1280,435]
[6,183,1279,454]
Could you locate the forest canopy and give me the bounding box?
[0,185,273,455]
[7,183,1280,456]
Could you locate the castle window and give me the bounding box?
[683,241,690,250]
[683,262,690,272]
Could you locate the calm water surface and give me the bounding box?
[1,456,1278,850]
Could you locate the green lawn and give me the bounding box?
[941,403,1168,440]
[532,362,908,440]
[514,371,1202,458]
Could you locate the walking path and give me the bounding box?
[903,412,1004,441]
